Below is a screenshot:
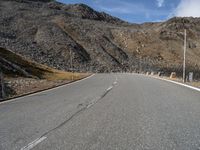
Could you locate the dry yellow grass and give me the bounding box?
[43,69,89,81]
[0,47,89,81]
[187,81,200,88]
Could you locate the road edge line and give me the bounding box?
[149,75,200,92]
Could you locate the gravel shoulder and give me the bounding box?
[3,77,70,99]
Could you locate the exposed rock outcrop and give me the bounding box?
[0,0,200,75]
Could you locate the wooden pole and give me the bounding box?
[183,29,187,83]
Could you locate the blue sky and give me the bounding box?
[57,0,200,23]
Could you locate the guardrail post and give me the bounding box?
[189,72,193,82]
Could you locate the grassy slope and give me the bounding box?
[0,47,88,81]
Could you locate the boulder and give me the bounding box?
[170,72,176,78]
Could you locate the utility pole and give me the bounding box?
[183,29,187,83]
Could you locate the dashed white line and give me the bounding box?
[106,86,113,91]
[113,81,117,85]
[21,136,47,150]
[87,79,117,109]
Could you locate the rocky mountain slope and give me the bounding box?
[0,0,200,77]
[0,47,87,99]
[0,47,85,80]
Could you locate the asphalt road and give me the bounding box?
[0,73,200,150]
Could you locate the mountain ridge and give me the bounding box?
[0,0,200,78]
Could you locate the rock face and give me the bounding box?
[0,0,200,76]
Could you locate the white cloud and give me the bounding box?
[97,1,146,14]
[175,0,200,17]
[97,1,168,16]
[156,0,164,7]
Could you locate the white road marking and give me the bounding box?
[21,136,47,150]
[0,74,95,105]
[86,98,99,108]
[87,86,114,109]
[113,76,118,85]
[106,86,113,91]
[150,76,200,92]
[113,81,117,85]
[87,78,117,109]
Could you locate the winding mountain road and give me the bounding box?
[0,73,200,150]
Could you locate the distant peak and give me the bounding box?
[74,3,91,8]
[167,17,199,23]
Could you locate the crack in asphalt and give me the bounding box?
[26,78,118,149]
